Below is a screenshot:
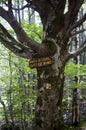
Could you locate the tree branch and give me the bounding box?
[0,23,33,51]
[66,42,86,60]
[0,35,33,59]
[64,13,86,39]
[8,0,13,13]
[0,6,41,53]
[47,0,66,15]
[5,3,30,11]
[65,0,84,30]
[80,39,86,48]
[0,23,17,42]
[71,28,86,36]
[70,13,86,31]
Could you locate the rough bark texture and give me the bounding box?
[32,25,68,129]
[34,66,65,130]
[72,88,80,126]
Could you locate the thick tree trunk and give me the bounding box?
[35,67,64,130]
[32,42,67,130]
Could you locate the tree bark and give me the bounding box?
[72,88,80,126]
[32,37,67,130]
[30,5,69,127]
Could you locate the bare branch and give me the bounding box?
[64,13,86,39]
[66,43,86,60]
[68,0,84,13]
[0,35,33,59]
[65,0,84,30]
[70,13,86,31]
[8,0,13,13]
[0,6,41,53]
[0,23,16,42]
[71,29,86,36]
[80,39,86,48]
[5,3,30,11]
[0,23,33,51]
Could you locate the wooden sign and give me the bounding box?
[29,57,54,68]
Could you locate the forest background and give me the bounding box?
[0,0,86,130]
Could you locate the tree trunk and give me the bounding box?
[72,35,80,126]
[72,76,80,127]
[35,67,64,130]
[32,41,67,130]
[72,88,80,127]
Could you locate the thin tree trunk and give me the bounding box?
[0,97,10,129]
[72,32,80,126]
[8,53,14,128]
[0,98,8,124]
[72,78,80,126]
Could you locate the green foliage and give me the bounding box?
[0,0,7,4]
[22,20,43,43]
[79,121,86,128]
[65,122,86,130]
[65,61,86,89]
[66,82,86,89]
[65,61,86,78]
[0,19,43,126]
[0,48,37,123]
[0,8,44,125]
[63,61,86,117]
[0,17,42,122]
